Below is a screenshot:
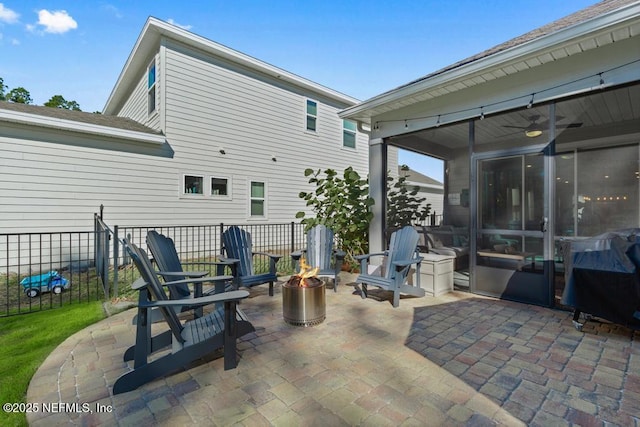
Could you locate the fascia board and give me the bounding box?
[0,109,166,144]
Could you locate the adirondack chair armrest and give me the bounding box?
[356,251,388,274]
[391,257,424,269]
[354,252,387,262]
[254,251,282,261]
[156,270,208,278]
[139,289,250,308]
[162,275,234,289]
[218,256,240,265]
[291,249,307,260]
[131,278,148,291]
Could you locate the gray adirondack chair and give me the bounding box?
[222,226,282,296]
[291,225,345,292]
[114,240,254,395]
[355,225,424,307]
[146,230,235,318]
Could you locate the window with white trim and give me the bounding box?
[148,60,157,115]
[211,176,229,196]
[250,181,266,217]
[306,99,317,132]
[183,175,203,195]
[343,119,357,148]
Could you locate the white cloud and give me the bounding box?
[35,9,77,34]
[102,4,122,19]
[167,19,192,30]
[0,3,19,24]
[11,37,18,45]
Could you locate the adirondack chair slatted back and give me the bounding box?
[223,226,254,277]
[383,226,420,280]
[124,240,185,343]
[306,225,334,271]
[146,231,191,299]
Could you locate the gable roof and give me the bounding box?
[104,17,359,115]
[0,101,165,144]
[341,0,640,123]
[399,166,443,188]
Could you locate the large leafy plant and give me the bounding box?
[296,167,374,268]
[386,171,431,229]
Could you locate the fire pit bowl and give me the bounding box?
[282,276,326,327]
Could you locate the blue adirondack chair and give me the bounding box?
[291,224,345,292]
[355,225,424,307]
[114,240,254,395]
[221,226,282,296]
[146,230,236,318]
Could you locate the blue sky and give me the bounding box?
[0,0,597,180]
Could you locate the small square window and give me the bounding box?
[211,177,228,196]
[184,175,203,194]
[306,99,317,132]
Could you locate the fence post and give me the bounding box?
[219,223,224,255]
[112,225,119,298]
[290,221,295,254]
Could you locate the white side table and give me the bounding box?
[417,253,455,296]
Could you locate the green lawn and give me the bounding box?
[0,302,105,427]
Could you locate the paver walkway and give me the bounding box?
[27,277,640,426]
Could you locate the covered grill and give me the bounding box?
[562,229,640,330]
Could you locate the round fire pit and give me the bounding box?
[282,277,326,327]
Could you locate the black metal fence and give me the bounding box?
[1,216,306,317]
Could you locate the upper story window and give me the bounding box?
[306,99,317,132]
[250,181,266,217]
[343,120,357,148]
[148,60,157,115]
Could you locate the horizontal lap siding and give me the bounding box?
[163,45,368,224]
[0,128,176,232]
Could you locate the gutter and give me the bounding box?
[0,109,166,145]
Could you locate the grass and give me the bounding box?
[0,301,105,427]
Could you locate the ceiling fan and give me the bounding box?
[503,115,583,138]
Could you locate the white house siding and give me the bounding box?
[108,39,370,226]
[117,53,161,131]
[0,122,175,234]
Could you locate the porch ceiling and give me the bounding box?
[388,83,640,157]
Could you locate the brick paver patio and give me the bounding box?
[27,275,640,426]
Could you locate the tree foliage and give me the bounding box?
[7,87,32,104]
[0,77,81,110]
[386,171,431,229]
[0,77,6,101]
[44,95,81,111]
[296,167,374,268]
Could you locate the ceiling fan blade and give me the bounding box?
[502,125,527,129]
[557,122,583,129]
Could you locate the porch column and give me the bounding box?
[368,137,387,254]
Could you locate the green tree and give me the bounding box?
[0,77,6,101]
[296,167,374,269]
[386,170,431,229]
[7,87,32,104]
[44,95,81,111]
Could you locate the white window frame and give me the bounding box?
[182,174,204,197]
[147,59,157,115]
[248,180,267,219]
[210,175,232,200]
[305,99,318,133]
[342,119,357,149]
